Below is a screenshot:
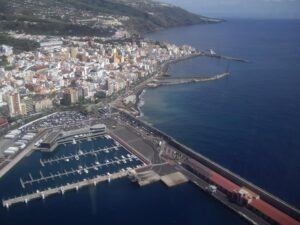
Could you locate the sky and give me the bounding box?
[161,0,300,19]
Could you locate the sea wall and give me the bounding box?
[116,108,300,221]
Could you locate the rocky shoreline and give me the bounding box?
[113,50,246,117]
[132,53,203,116]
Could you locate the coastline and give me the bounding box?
[121,50,247,117]
[132,54,232,117]
[132,52,203,117]
[111,51,203,117]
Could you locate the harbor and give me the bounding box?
[0,108,299,225]
[3,171,127,208]
[0,127,146,208]
[147,72,230,88]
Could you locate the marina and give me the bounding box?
[1,134,145,208]
[3,171,127,208]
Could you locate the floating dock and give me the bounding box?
[21,155,136,188]
[39,145,121,166]
[3,171,127,208]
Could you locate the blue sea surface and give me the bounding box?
[1,19,299,225]
[0,137,247,225]
[144,19,300,208]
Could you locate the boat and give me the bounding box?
[72,139,76,145]
[65,158,70,162]
[75,155,79,160]
[84,169,89,174]
[94,166,99,171]
[78,150,83,155]
[95,161,100,165]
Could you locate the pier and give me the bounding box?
[39,145,121,166]
[114,108,300,225]
[3,171,128,208]
[202,51,250,63]
[151,72,230,87]
[21,156,138,188]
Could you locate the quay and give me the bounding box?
[2,171,128,208]
[114,108,300,225]
[23,155,137,187]
[0,129,48,179]
[1,107,299,225]
[39,145,121,166]
[150,72,230,87]
[202,51,250,63]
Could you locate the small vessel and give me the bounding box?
[78,150,83,155]
[65,158,70,162]
[84,169,89,174]
[72,139,76,145]
[75,155,79,160]
[95,161,100,165]
[94,166,99,171]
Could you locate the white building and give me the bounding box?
[0,45,13,57]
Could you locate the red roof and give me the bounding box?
[249,199,300,225]
[30,65,48,72]
[0,118,8,126]
[210,172,240,193]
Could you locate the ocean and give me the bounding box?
[144,19,300,208]
[0,19,299,225]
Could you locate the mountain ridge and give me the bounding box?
[0,0,221,37]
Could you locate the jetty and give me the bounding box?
[3,171,127,208]
[150,72,230,87]
[202,51,249,63]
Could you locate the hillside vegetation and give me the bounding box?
[0,0,218,37]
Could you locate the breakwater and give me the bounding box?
[115,108,300,222]
[150,72,230,87]
[2,171,127,208]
